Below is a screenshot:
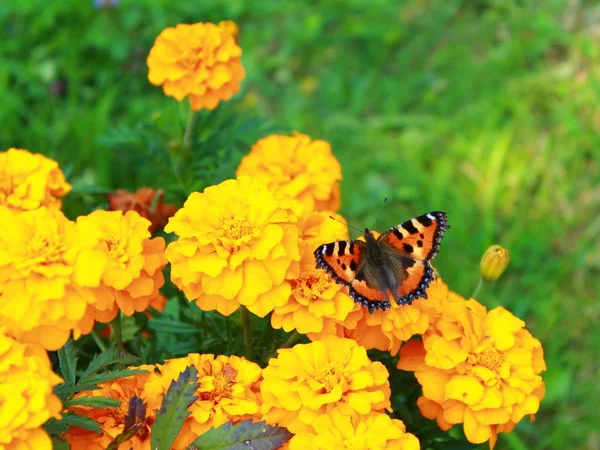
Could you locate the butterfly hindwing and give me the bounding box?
[314,240,364,286]
[347,278,391,313]
[392,258,435,305]
[379,211,449,261]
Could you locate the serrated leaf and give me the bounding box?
[54,383,100,396]
[187,420,292,450]
[57,340,78,386]
[79,346,139,384]
[60,413,102,433]
[151,366,199,450]
[85,368,149,385]
[44,418,69,435]
[64,396,122,408]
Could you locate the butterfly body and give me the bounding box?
[314,212,449,314]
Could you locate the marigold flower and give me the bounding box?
[0,148,71,212]
[480,245,510,282]
[397,300,546,448]
[236,133,342,212]
[65,366,157,450]
[271,211,356,337]
[73,210,167,335]
[218,20,239,41]
[106,187,177,233]
[0,329,62,450]
[147,22,245,111]
[146,354,263,448]
[0,207,106,349]
[288,410,420,450]
[165,177,302,317]
[261,336,391,434]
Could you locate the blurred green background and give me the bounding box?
[1,0,598,449]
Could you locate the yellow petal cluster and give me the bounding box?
[271,211,356,337]
[236,133,342,212]
[65,366,158,450]
[0,329,62,450]
[73,210,167,336]
[397,299,546,448]
[147,22,245,111]
[261,336,391,434]
[147,354,263,448]
[165,177,302,317]
[288,409,420,450]
[0,207,104,349]
[0,148,71,212]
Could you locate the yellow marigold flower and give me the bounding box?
[218,20,239,41]
[165,177,302,317]
[65,366,157,450]
[147,22,245,111]
[0,206,106,349]
[0,148,71,212]
[288,410,420,450]
[72,210,167,336]
[480,245,510,282]
[397,300,546,448]
[236,133,342,212]
[271,211,356,337]
[0,329,62,450]
[146,354,263,448]
[261,336,391,434]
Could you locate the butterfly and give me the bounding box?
[314,211,449,314]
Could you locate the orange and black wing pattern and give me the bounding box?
[379,211,449,261]
[392,257,435,306]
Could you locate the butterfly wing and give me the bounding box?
[379,211,449,261]
[314,240,391,313]
[392,257,435,305]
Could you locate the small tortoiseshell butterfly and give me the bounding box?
[314,211,449,314]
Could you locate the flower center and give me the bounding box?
[103,232,128,262]
[200,364,237,403]
[26,232,65,264]
[295,272,330,299]
[470,350,504,371]
[220,218,254,241]
[312,363,347,393]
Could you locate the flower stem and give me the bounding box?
[182,109,197,148]
[267,331,301,361]
[90,329,108,352]
[241,306,252,358]
[471,278,483,299]
[111,312,124,351]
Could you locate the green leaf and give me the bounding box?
[64,396,122,408]
[187,420,293,450]
[51,436,70,450]
[148,319,201,334]
[59,413,102,434]
[57,340,78,386]
[151,366,199,450]
[79,346,139,384]
[54,383,100,396]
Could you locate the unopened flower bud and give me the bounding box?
[480,245,510,282]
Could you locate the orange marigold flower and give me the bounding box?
[107,187,177,233]
[345,278,464,355]
[147,22,245,111]
[65,366,157,450]
[236,133,342,212]
[288,410,420,450]
[0,206,106,349]
[165,177,302,317]
[0,329,62,449]
[218,20,239,41]
[73,210,167,335]
[146,354,263,448]
[397,300,546,448]
[0,148,71,212]
[261,336,391,434]
[271,211,356,337]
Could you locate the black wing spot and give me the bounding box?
[420,233,425,239]
[341,263,346,270]
[403,243,414,254]
[402,221,419,235]
[337,258,341,264]
[350,260,357,271]
[338,241,347,256]
[393,228,403,240]
[416,214,433,227]
[417,240,423,247]
[325,245,334,257]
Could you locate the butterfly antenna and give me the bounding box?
[371,197,388,230]
[328,215,363,234]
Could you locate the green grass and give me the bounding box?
[2,0,599,448]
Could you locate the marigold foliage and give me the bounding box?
[0,329,62,450]
[288,410,420,450]
[165,177,302,317]
[0,207,105,349]
[398,299,546,448]
[146,354,263,448]
[261,336,391,434]
[147,22,245,111]
[0,148,71,212]
[236,133,342,212]
[65,366,158,450]
[73,210,167,336]
[271,211,356,337]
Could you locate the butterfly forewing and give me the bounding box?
[314,240,364,286]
